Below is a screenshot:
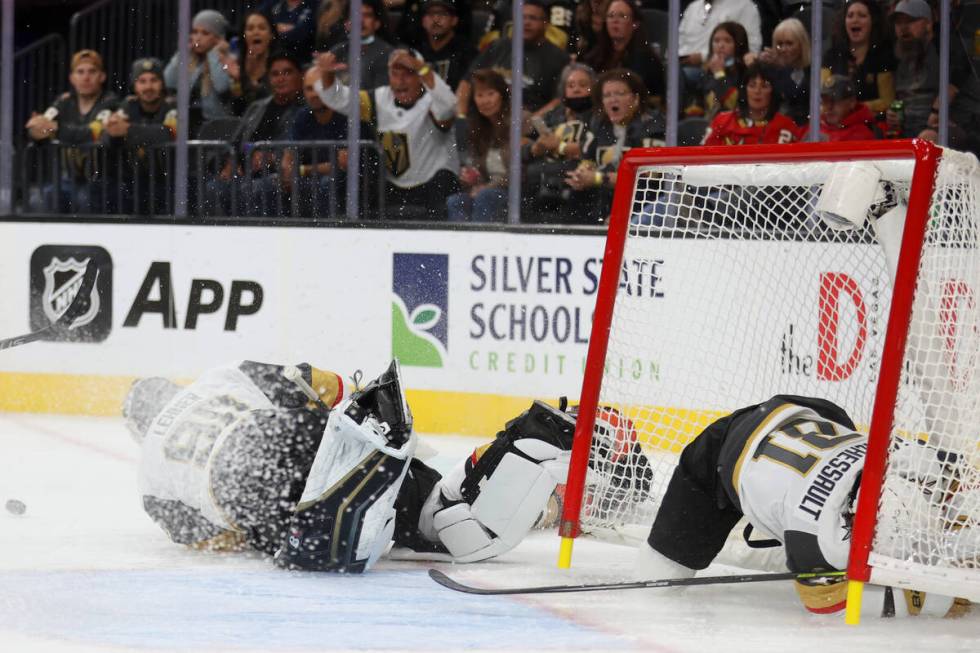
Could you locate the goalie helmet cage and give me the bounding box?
[556,140,980,619]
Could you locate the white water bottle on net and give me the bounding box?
[557,141,980,613]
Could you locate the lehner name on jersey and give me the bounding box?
[798,441,867,521]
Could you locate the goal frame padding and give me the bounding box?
[559,139,943,588]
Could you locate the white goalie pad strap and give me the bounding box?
[434,452,559,563]
[325,403,415,460]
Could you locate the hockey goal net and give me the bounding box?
[558,141,980,604]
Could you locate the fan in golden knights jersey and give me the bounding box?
[634,395,971,618]
[124,360,576,572]
[314,48,460,220]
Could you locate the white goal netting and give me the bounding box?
[573,147,980,596]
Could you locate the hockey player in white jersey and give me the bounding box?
[634,394,971,618]
[314,48,460,220]
[124,359,576,573]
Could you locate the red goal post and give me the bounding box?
[556,140,980,620]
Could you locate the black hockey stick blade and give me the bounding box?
[0,259,98,352]
[428,568,845,596]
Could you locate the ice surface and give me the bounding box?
[1,413,978,652]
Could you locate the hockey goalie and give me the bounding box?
[124,359,576,572]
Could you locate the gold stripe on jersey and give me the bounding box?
[730,403,797,492]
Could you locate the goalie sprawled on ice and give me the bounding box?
[124,359,576,572]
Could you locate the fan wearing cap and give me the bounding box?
[818,74,877,142]
[100,58,178,214]
[163,9,234,133]
[414,0,476,90]
[24,49,119,213]
[886,0,938,138]
[315,47,460,220]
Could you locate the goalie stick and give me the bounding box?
[0,260,98,351]
[428,568,846,595]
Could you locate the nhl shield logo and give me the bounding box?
[30,245,112,342]
[41,257,101,328]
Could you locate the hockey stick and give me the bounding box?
[0,260,98,352]
[428,568,846,596]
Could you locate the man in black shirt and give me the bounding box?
[456,0,569,116]
[103,58,177,215]
[415,0,475,91]
[25,49,118,214]
[206,50,304,216]
[328,0,396,91]
[279,66,352,218]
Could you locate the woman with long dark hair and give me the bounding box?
[752,17,812,126]
[226,10,280,115]
[447,69,516,222]
[582,0,665,107]
[702,63,802,145]
[822,0,896,115]
[684,21,749,119]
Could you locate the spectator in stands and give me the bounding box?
[885,0,937,138]
[447,69,515,222]
[582,0,665,108]
[564,68,664,223]
[478,0,576,52]
[747,17,811,126]
[393,0,474,51]
[316,0,348,51]
[818,74,878,141]
[523,62,596,220]
[329,0,396,91]
[207,49,305,216]
[571,0,605,57]
[280,66,353,218]
[683,21,749,119]
[316,48,460,220]
[103,58,177,215]
[164,9,234,136]
[702,63,802,145]
[259,0,317,59]
[227,10,279,116]
[917,97,980,157]
[25,49,118,213]
[678,0,762,70]
[822,0,896,117]
[457,0,570,116]
[416,0,476,91]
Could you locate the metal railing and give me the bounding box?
[16,139,386,221]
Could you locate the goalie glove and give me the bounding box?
[423,400,575,563]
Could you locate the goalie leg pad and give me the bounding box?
[433,450,561,562]
[274,363,417,572]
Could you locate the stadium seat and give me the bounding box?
[677,117,709,146]
[196,117,243,142]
